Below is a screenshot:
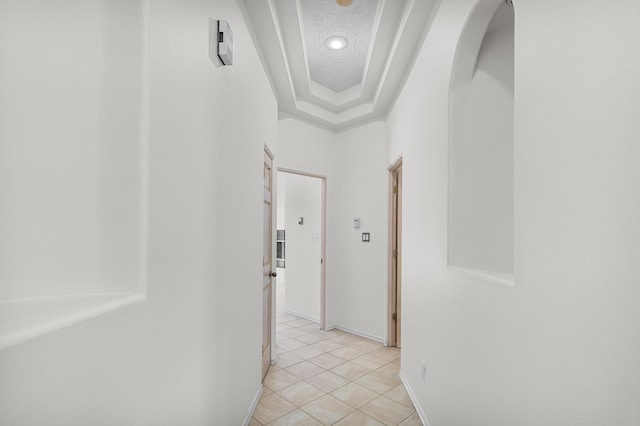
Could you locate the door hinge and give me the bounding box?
[392,249,397,258]
[392,313,397,321]
[393,185,398,194]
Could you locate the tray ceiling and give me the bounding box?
[240,0,438,131]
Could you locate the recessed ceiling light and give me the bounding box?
[325,36,348,51]
[336,0,353,6]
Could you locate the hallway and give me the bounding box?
[251,312,419,425]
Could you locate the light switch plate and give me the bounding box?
[362,232,370,242]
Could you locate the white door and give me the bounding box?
[262,150,274,379]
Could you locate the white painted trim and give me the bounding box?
[334,325,386,345]
[283,310,320,324]
[399,371,430,426]
[242,384,264,426]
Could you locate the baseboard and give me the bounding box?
[333,324,386,345]
[242,384,263,426]
[399,371,430,426]
[283,309,320,323]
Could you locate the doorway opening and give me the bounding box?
[388,157,403,348]
[275,169,327,331]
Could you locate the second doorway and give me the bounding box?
[276,169,326,329]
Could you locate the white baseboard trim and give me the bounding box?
[283,309,320,324]
[399,371,430,426]
[333,324,386,345]
[242,384,263,426]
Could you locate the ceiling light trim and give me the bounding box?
[268,0,299,107]
[294,0,314,94]
[360,0,386,88]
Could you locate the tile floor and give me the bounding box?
[250,312,421,425]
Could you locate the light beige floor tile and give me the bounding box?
[384,384,415,409]
[349,339,384,353]
[267,409,323,426]
[329,333,362,345]
[277,381,325,407]
[296,333,325,345]
[250,416,263,426]
[299,324,323,333]
[330,382,378,409]
[305,371,349,393]
[276,352,305,369]
[263,386,274,396]
[398,412,423,426]
[286,361,326,380]
[356,371,401,394]
[290,346,326,360]
[277,315,298,324]
[316,331,341,341]
[309,353,346,370]
[300,395,354,425]
[307,340,344,353]
[264,369,301,392]
[329,346,364,361]
[278,338,308,352]
[369,347,401,361]
[330,361,371,381]
[360,396,414,426]
[253,394,297,425]
[280,328,309,339]
[288,318,315,328]
[351,354,390,370]
[376,361,401,378]
[333,411,385,426]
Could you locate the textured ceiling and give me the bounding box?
[300,0,378,93]
[241,0,438,130]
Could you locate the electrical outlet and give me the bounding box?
[421,361,427,383]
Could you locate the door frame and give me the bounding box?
[277,167,327,330]
[388,156,403,347]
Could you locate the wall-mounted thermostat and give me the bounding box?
[217,20,233,65]
[354,218,360,229]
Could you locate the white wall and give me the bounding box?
[332,123,389,340]
[0,0,278,424]
[277,119,388,341]
[279,172,322,321]
[0,0,144,301]
[388,0,640,424]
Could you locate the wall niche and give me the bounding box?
[448,1,515,278]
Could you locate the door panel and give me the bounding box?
[262,150,273,379]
